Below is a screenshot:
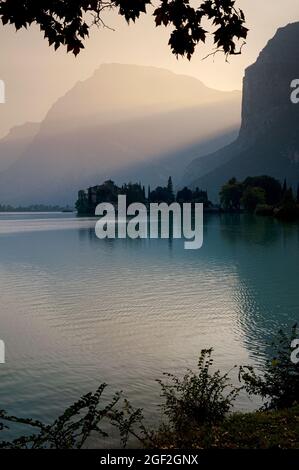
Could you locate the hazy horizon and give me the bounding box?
[0,63,241,205]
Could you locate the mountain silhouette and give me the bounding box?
[184,22,299,200]
[0,64,240,205]
[0,123,39,173]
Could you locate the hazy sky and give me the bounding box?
[0,0,298,137]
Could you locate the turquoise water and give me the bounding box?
[0,212,298,445]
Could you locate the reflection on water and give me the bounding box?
[0,212,298,445]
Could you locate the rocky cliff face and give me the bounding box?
[240,22,299,144]
[185,22,299,199]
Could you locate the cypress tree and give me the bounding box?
[167,176,174,202]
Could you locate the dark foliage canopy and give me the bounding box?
[0,0,248,58]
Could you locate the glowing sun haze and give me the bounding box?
[0,0,298,137]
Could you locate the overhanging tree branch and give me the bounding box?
[0,0,248,58]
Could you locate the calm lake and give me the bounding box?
[0,212,298,445]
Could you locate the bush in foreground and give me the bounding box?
[0,328,298,448]
[239,325,299,410]
[156,349,239,438]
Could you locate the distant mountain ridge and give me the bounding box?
[0,122,40,173]
[184,22,299,200]
[0,64,240,205]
